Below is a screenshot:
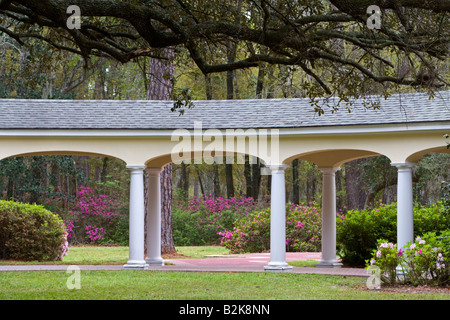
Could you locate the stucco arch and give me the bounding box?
[145,149,266,168]
[1,150,124,162]
[406,145,450,163]
[0,137,138,164]
[282,149,383,168]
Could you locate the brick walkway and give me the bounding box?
[0,252,369,277]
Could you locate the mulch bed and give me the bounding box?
[357,283,450,294]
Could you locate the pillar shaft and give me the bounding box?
[124,165,148,269]
[316,167,342,268]
[264,164,292,272]
[392,162,416,249]
[146,168,164,266]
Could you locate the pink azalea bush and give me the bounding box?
[62,186,126,245]
[173,194,267,245]
[218,202,322,253]
[368,232,449,286]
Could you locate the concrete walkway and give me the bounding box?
[0,252,369,277]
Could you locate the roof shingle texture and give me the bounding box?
[0,91,448,130]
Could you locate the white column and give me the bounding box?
[391,162,416,250]
[124,165,148,270]
[145,168,164,266]
[316,167,342,268]
[264,164,293,272]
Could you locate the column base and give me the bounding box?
[315,260,343,268]
[264,262,293,272]
[123,260,149,270]
[145,257,165,266]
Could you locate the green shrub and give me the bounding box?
[172,207,216,246]
[0,200,68,261]
[337,202,449,267]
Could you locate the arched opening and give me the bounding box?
[144,150,271,253]
[410,150,450,206]
[283,149,387,210]
[0,152,130,250]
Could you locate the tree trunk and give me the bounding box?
[160,163,174,254]
[204,74,213,100]
[292,159,300,204]
[344,159,367,210]
[225,163,235,198]
[213,162,221,197]
[251,158,262,200]
[244,155,252,197]
[195,166,205,196]
[306,167,316,203]
[146,48,176,254]
[225,40,236,199]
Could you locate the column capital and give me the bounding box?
[391,162,417,170]
[265,164,289,173]
[318,167,341,174]
[126,165,146,171]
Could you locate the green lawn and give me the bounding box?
[0,246,448,300]
[1,269,448,300]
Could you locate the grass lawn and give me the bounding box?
[0,246,448,301]
[1,269,449,301]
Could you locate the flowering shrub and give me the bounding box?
[218,202,322,253]
[61,186,127,245]
[286,202,322,252]
[218,209,271,253]
[173,194,266,246]
[368,240,401,285]
[368,233,449,287]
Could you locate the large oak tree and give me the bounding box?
[0,0,448,105]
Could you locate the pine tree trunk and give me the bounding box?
[146,48,176,254]
[292,159,300,204]
[160,163,174,254]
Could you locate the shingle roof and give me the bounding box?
[0,91,448,130]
